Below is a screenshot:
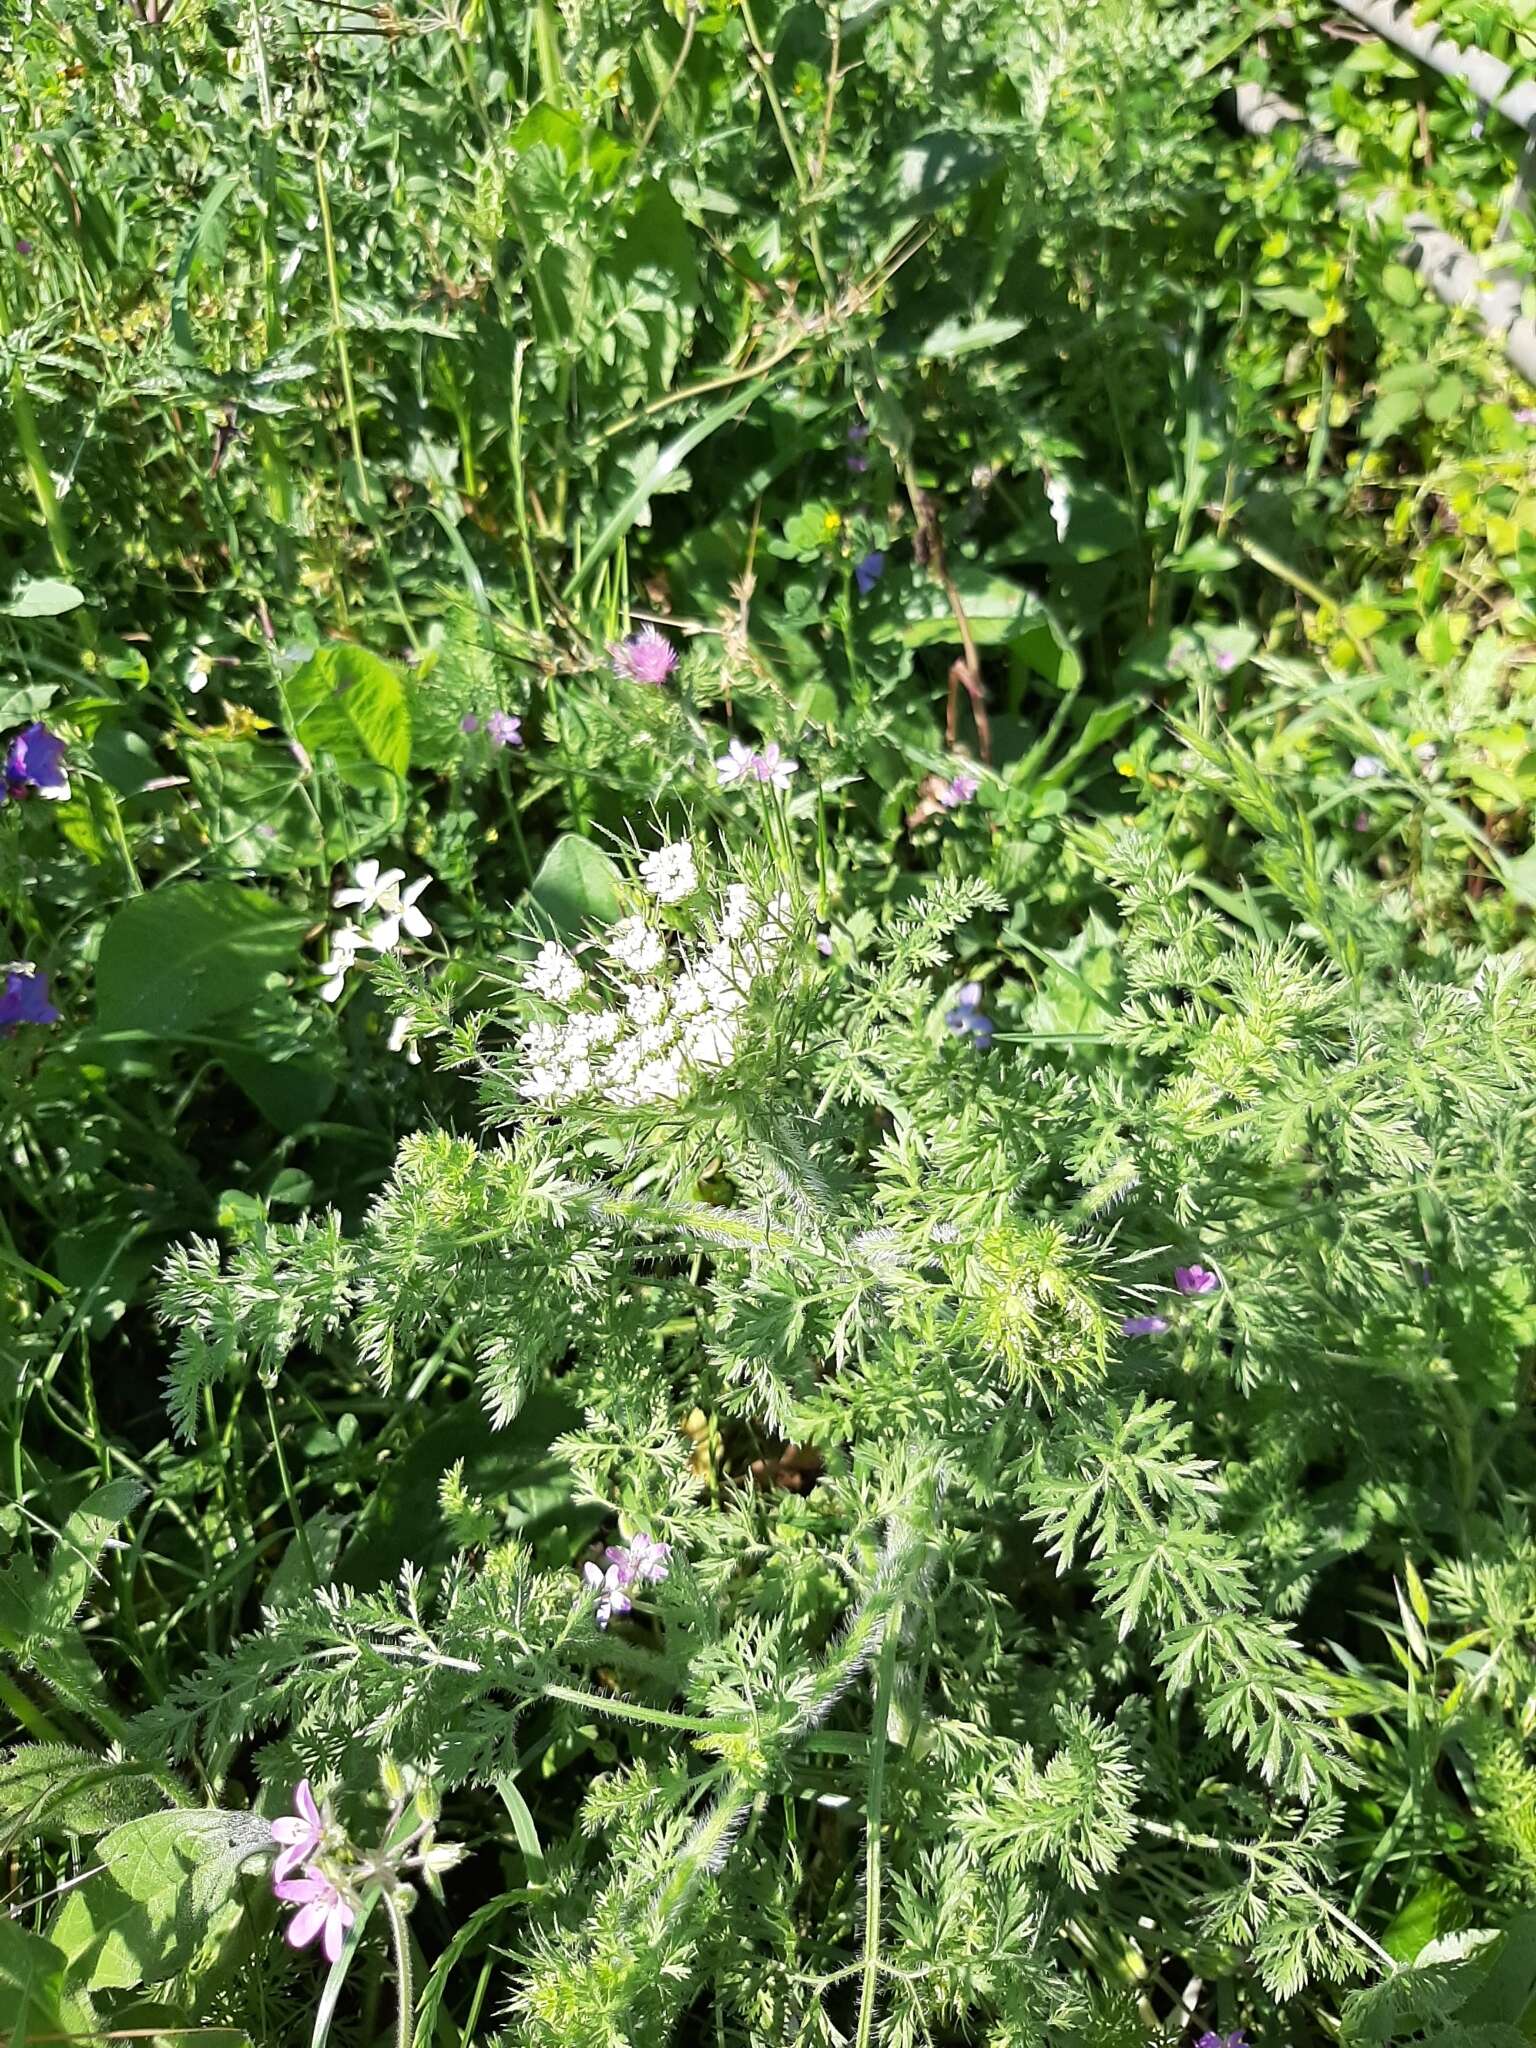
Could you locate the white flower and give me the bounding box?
[523,941,585,1004]
[1046,474,1071,542]
[640,841,699,905]
[387,1015,421,1066]
[334,861,433,952]
[184,646,214,695]
[626,983,670,1028]
[718,883,755,942]
[683,1012,738,1070]
[334,858,403,916]
[1352,754,1385,780]
[365,876,432,953]
[716,739,758,787]
[606,915,666,975]
[319,924,363,1002]
[566,1009,623,1055]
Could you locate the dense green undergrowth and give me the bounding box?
[5,1,1536,2043]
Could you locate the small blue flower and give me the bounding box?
[1121,1314,1170,1338]
[0,965,60,1032]
[945,980,993,1050]
[855,551,886,597]
[3,723,70,802]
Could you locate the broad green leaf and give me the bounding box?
[3,577,85,618]
[49,1808,270,1995]
[95,883,309,1039]
[170,171,242,362]
[284,645,412,781]
[916,315,1024,360]
[0,682,58,722]
[529,834,624,941]
[0,1917,67,2042]
[565,378,768,599]
[0,1747,163,1847]
[888,129,999,214]
[37,1476,146,1641]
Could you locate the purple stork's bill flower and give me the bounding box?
[716,737,758,788]
[610,624,679,686]
[274,1870,356,1965]
[0,965,60,1032]
[847,453,870,474]
[945,980,994,1051]
[847,422,870,444]
[1214,649,1237,673]
[1175,1263,1221,1296]
[460,713,480,734]
[486,710,522,748]
[854,551,886,597]
[270,1781,326,1883]
[3,723,70,802]
[583,1530,672,1628]
[753,741,798,791]
[1196,2032,1249,2048]
[939,771,979,809]
[1121,1314,1171,1337]
[1516,407,1536,425]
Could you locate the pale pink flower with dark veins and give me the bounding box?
[716,738,758,788]
[270,1779,325,1882]
[274,1870,356,1964]
[610,625,679,685]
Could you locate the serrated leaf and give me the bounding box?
[916,315,1024,360]
[49,1808,270,1995]
[284,645,412,781]
[37,1477,147,1643]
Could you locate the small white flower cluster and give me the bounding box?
[514,875,792,1109]
[319,859,435,1015]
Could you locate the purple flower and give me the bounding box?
[270,1780,325,1883]
[583,1530,671,1628]
[610,625,679,685]
[855,551,885,597]
[487,710,522,748]
[716,739,797,791]
[753,741,798,790]
[1195,2033,1248,2048]
[945,980,994,1050]
[847,454,870,474]
[460,713,480,734]
[1121,1314,1170,1337]
[274,1870,356,1965]
[1516,407,1536,426]
[0,966,59,1032]
[1174,1263,1220,1296]
[16,238,33,257]
[1214,649,1237,673]
[939,772,979,809]
[3,723,70,802]
[847,422,870,443]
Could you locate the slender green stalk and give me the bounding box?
[855,1604,902,2048]
[265,1384,320,1587]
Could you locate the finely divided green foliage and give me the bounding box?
[125,787,1536,2040]
[6,0,1536,2044]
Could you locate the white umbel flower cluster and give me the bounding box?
[514,884,792,1109]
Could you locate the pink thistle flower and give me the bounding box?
[610,625,679,686]
[1175,1263,1220,1296]
[270,1780,325,1882]
[274,1870,356,1964]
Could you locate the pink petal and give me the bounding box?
[272,1841,310,1883]
[287,1900,328,1948]
[322,1903,355,1963]
[295,1780,321,1829]
[274,1874,324,1905]
[272,1817,308,1845]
